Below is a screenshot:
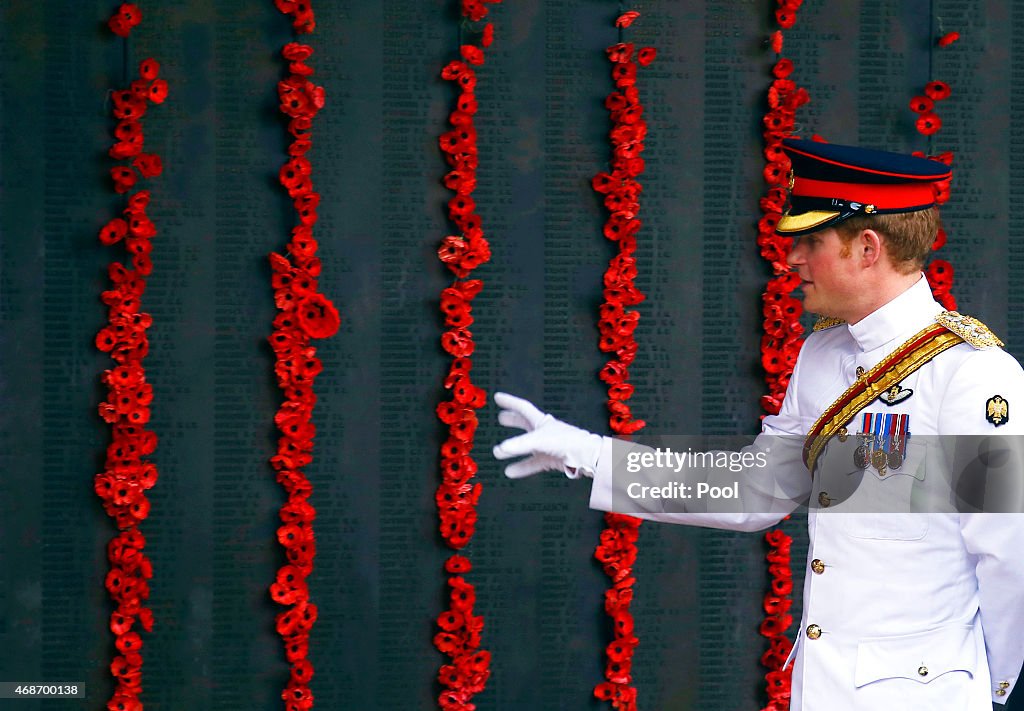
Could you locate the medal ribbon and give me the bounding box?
[803,321,964,473]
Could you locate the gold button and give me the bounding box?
[811,559,825,574]
[996,689,1007,697]
[818,492,831,508]
[999,682,1010,689]
[856,366,866,378]
[806,624,822,640]
[918,666,928,677]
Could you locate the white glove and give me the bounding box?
[492,392,605,479]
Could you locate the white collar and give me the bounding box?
[845,275,944,353]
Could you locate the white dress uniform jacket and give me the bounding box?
[589,277,1024,710]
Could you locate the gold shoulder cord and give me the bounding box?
[802,314,980,473]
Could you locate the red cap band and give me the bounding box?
[792,177,937,209]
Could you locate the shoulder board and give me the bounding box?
[813,316,846,331]
[936,311,1004,349]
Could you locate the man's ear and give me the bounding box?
[859,229,883,267]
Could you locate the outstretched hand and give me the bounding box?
[492,392,604,479]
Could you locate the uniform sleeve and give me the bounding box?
[587,341,813,531]
[940,347,1024,704]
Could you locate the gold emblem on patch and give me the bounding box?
[986,395,1009,427]
[813,316,846,331]
[878,383,913,406]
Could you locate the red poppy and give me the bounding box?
[437,608,465,632]
[111,166,138,194]
[481,23,494,47]
[146,80,168,104]
[453,278,482,301]
[278,77,325,119]
[449,578,476,611]
[441,328,475,358]
[441,61,469,82]
[107,694,143,711]
[449,410,479,443]
[764,111,795,133]
[909,95,934,114]
[759,614,792,637]
[612,609,635,636]
[274,0,315,33]
[772,58,794,79]
[460,45,485,66]
[115,631,142,655]
[100,218,129,246]
[615,10,640,27]
[766,670,792,697]
[771,576,794,596]
[110,136,144,160]
[603,213,640,241]
[462,0,487,21]
[770,30,783,53]
[915,112,942,136]
[612,62,637,88]
[436,401,464,426]
[926,259,954,289]
[433,632,463,656]
[283,632,309,663]
[457,71,478,93]
[762,160,788,186]
[637,47,656,66]
[937,31,960,47]
[280,156,312,192]
[606,658,632,684]
[282,43,313,63]
[764,594,793,616]
[132,153,162,178]
[288,117,313,139]
[108,4,142,37]
[775,9,796,28]
[114,119,143,143]
[112,90,148,121]
[924,80,951,101]
[294,192,320,225]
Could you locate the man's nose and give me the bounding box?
[786,241,804,266]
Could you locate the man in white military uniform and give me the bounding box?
[494,139,1024,710]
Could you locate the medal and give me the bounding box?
[854,445,869,469]
[871,448,888,472]
[887,449,903,469]
[861,411,910,475]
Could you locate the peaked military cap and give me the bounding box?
[775,138,952,236]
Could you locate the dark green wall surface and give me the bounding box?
[1,0,1021,709]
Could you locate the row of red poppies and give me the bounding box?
[267,0,343,708]
[433,1,502,709]
[589,11,656,710]
[96,6,166,711]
